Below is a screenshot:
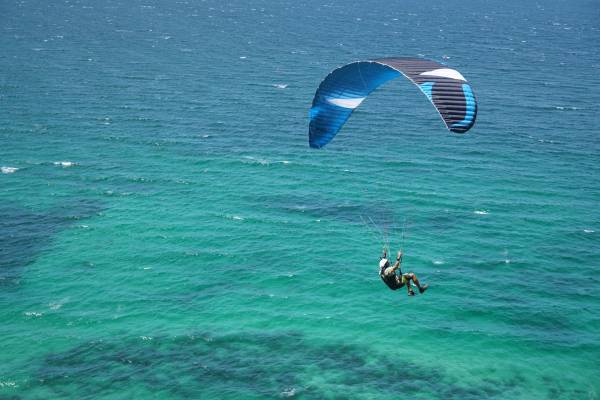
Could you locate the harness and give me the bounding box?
[380,271,400,290]
[379,261,402,291]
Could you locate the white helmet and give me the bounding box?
[379,258,389,269]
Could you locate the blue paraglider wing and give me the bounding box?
[308,57,477,148]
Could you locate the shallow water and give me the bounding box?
[1,0,599,398]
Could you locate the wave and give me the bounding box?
[242,156,292,166]
[1,166,18,174]
[54,161,76,167]
[49,298,69,310]
[24,311,43,317]
[280,388,297,397]
[242,156,270,165]
[223,214,244,221]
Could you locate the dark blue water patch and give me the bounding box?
[0,199,105,287]
[0,394,21,400]
[27,330,548,399]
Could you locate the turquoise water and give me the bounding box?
[1,0,599,398]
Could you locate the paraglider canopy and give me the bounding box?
[308,57,477,148]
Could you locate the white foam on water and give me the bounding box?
[433,260,444,265]
[474,210,489,215]
[243,156,270,165]
[281,388,297,397]
[583,229,594,233]
[0,381,17,388]
[49,298,68,310]
[273,83,288,89]
[1,167,18,174]
[24,311,43,317]
[141,336,153,341]
[54,161,76,167]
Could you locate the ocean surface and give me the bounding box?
[1,0,599,398]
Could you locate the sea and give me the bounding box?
[1,0,599,398]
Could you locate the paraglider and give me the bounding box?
[308,57,477,148]
[308,57,478,297]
